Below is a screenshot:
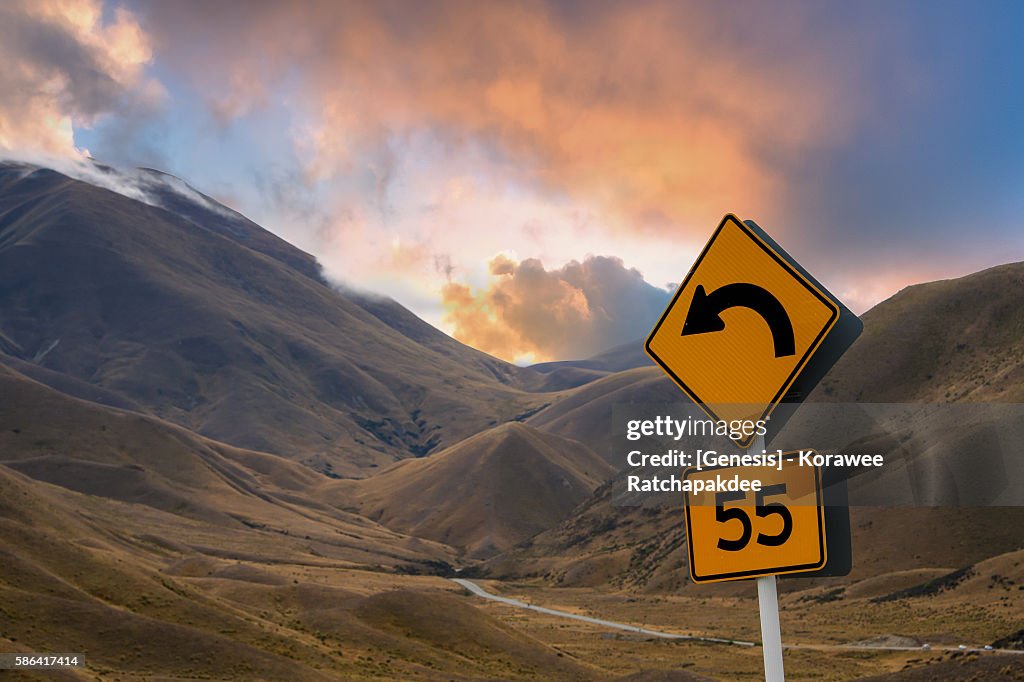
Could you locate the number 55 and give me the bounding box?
[714,484,793,551]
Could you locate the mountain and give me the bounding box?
[526,366,676,462]
[530,339,653,375]
[0,361,455,569]
[490,476,1024,594]
[495,261,1024,590]
[346,288,551,390]
[812,261,1024,403]
[520,260,1024,466]
[326,422,615,559]
[526,340,655,391]
[0,161,548,476]
[3,158,1022,679]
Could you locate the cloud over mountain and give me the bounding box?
[442,255,670,362]
[3,1,1020,361]
[139,0,863,233]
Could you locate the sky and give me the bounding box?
[1,0,1022,363]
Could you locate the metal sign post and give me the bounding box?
[757,575,785,681]
[751,433,785,682]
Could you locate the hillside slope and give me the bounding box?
[526,367,676,462]
[813,261,1024,403]
[0,162,545,475]
[0,463,591,680]
[501,261,1024,589]
[328,423,615,559]
[0,362,455,570]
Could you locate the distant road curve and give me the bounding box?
[451,578,755,647]
[452,578,1024,656]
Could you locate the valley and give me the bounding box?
[0,162,1022,680]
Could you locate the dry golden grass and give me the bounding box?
[3,166,1023,680]
[463,546,1024,681]
[327,422,615,559]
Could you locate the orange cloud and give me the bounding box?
[0,0,159,158]
[442,255,669,362]
[143,1,862,237]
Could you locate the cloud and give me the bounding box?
[442,255,670,362]
[0,0,161,160]
[6,1,1003,360]
[137,0,866,235]
[127,0,911,358]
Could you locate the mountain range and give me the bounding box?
[1,159,1021,680]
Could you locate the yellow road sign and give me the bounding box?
[684,452,825,583]
[645,214,841,446]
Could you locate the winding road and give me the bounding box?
[453,578,755,647]
[452,578,1024,656]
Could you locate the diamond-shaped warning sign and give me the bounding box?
[646,214,846,446]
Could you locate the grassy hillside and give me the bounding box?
[490,479,1024,596]
[2,160,1021,679]
[0,359,601,679]
[497,262,1024,592]
[527,367,677,462]
[813,261,1024,403]
[0,362,456,570]
[327,423,615,559]
[0,462,601,680]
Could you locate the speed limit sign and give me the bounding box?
[683,452,826,583]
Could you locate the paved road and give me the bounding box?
[452,578,1024,656]
[452,578,754,646]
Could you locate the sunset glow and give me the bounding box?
[2,0,1022,361]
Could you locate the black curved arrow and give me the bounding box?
[681,283,796,358]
